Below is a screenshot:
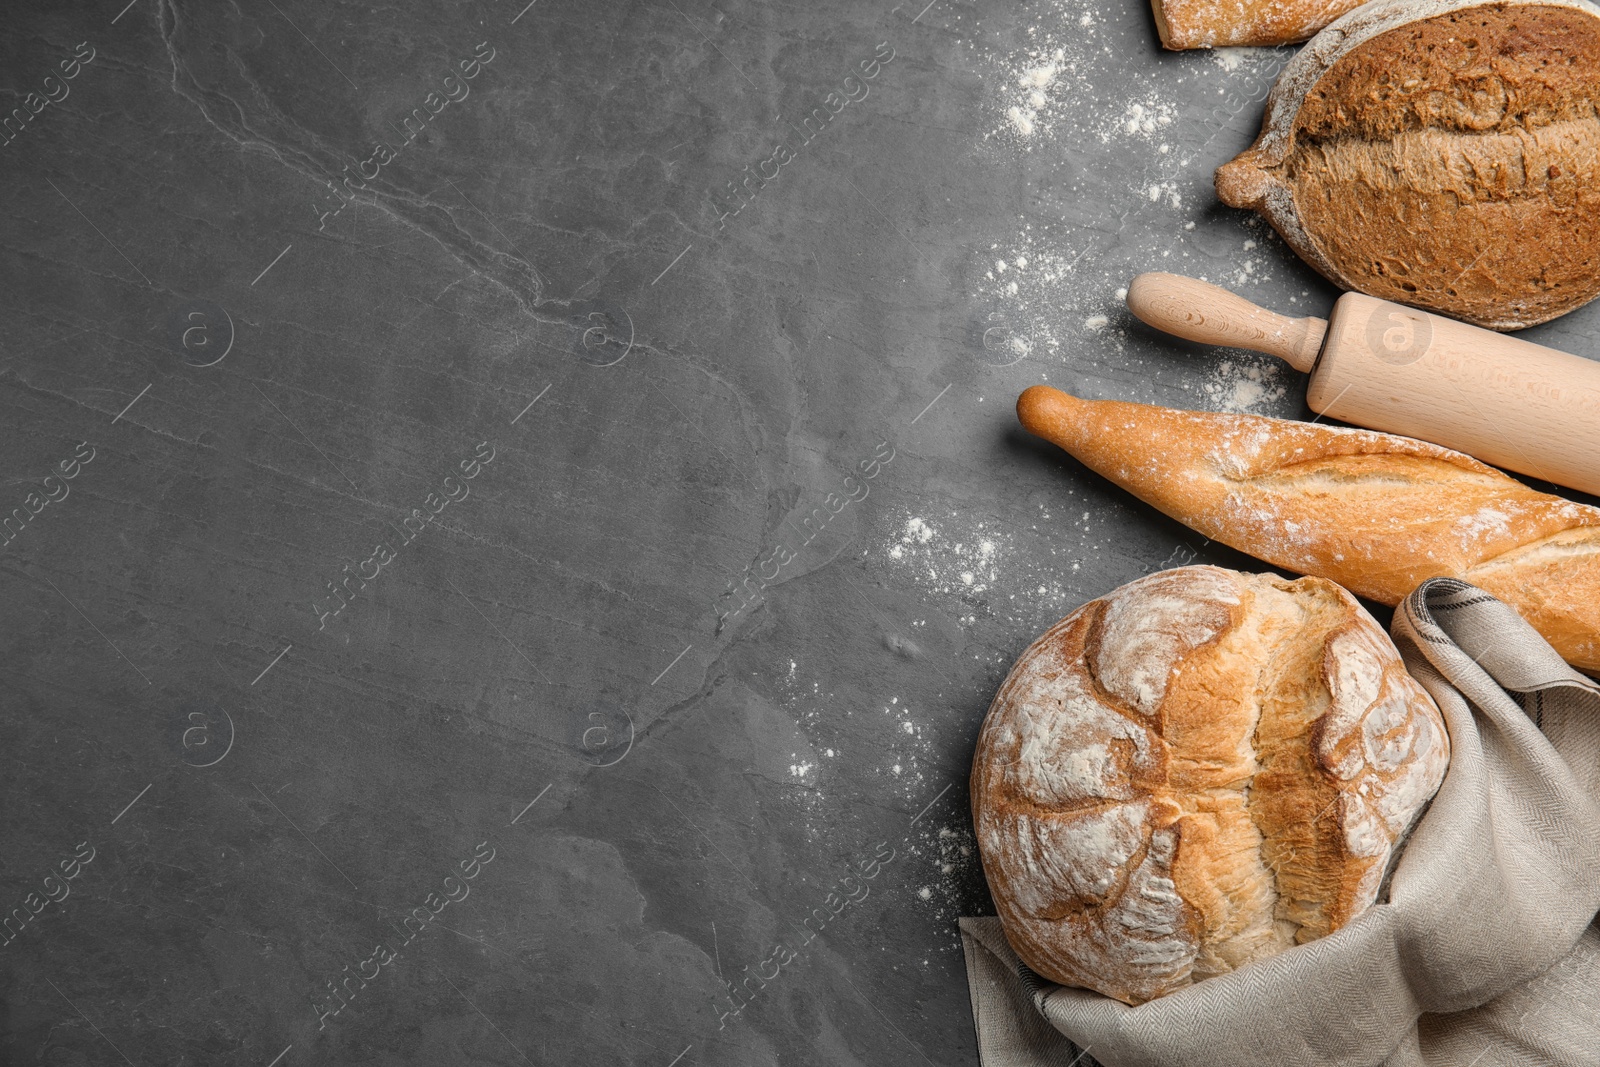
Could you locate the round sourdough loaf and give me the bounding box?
[1215,0,1600,329]
[970,566,1450,1005]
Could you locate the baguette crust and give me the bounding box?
[1017,385,1600,671]
[1150,0,1366,48]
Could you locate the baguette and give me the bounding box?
[1151,0,1365,48]
[1016,385,1600,672]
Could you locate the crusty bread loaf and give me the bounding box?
[971,565,1448,1004]
[1215,0,1600,330]
[1151,0,1365,48]
[1016,385,1600,672]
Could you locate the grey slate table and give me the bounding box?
[6,1,1600,1064]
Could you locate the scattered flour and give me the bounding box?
[1211,45,1284,74]
[981,3,1181,152]
[1201,358,1287,413]
[902,821,984,943]
[968,8,1306,384]
[998,49,1070,143]
[1004,52,1066,137]
[977,234,1133,356]
[1121,100,1175,138]
[879,506,1097,630]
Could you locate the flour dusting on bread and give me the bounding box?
[972,565,1450,1003]
[1015,385,1600,672]
[1092,567,1240,716]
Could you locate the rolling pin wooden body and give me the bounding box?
[1126,272,1600,497]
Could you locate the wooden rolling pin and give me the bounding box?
[1125,272,1600,498]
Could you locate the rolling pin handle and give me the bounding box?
[1126,272,1327,373]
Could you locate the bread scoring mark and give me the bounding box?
[1227,575,1337,955]
[1259,463,1495,490]
[1240,439,1503,483]
[1313,620,1452,918]
[1319,625,1388,780]
[999,661,1159,807]
[1089,566,1241,719]
[1293,117,1600,202]
[1466,524,1600,574]
[1339,791,1391,859]
[1462,526,1600,665]
[990,802,1152,916]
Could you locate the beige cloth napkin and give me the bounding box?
[959,578,1600,1067]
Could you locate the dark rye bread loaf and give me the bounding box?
[1216,0,1600,330]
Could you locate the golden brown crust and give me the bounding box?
[1151,0,1366,48]
[972,565,1448,1004]
[1016,385,1600,671]
[1216,1,1600,329]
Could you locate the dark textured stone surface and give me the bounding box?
[5,1,1596,1064]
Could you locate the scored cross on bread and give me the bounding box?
[970,565,1449,1004]
[1016,385,1600,672]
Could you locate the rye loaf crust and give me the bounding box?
[1216,0,1600,330]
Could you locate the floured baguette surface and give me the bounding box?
[971,565,1449,1004]
[1016,385,1600,672]
[1216,0,1600,329]
[1151,0,1366,48]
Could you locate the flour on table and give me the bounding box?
[1004,50,1066,138]
[877,696,933,801]
[1202,358,1287,413]
[1121,99,1175,139]
[903,821,983,950]
[1209,46,1280,74]
[978,2,1095,151]
[994,47,1076,146]
[979,0,1182,152]
[878,506,1099,634]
